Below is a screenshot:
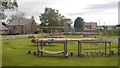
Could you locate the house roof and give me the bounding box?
[7,17,31,25]
[0,22,8,31]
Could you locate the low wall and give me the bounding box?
[0,34,40,40]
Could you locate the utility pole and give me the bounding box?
[98,18,101,34]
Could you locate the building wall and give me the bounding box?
[26,20,37,34]
[84,22,97,31]
[7,16,37,34]
[0,30,9,35]
[8,23,37,34]
[8,25,23,34]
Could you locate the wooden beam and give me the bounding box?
[40,42,43,56]
[64,41,67,57]
[109,42,112,57]
[78,42,82,57]
[105,42,107,55]
[78,41,111,43]
[37,41,40,57]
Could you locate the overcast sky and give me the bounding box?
[5,0,119,26]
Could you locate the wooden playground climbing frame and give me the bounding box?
[36,40,68,57]
[36,38,112,57]
[78,40,112,57]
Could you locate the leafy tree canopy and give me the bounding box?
[0,0,18,22]
[0,0,18,11]
[74,17,85,31]
[39,7,72,27]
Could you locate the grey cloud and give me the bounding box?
[18,1,60,15]
[86,2,118,9]
[17,0,60,22]
[67,2,118,16]
[66,9,105,16]
[18,2,47,17]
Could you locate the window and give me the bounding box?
[13,26,15,29]
[21,25,23,29]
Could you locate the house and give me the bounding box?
[7,16,37,34]
[106,25,116,30]
[0,22,9,34]
[84,22,97,31]
[116,24,120,30]
[98,25,117,31]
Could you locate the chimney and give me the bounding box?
[31,16,34,20]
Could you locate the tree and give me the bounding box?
[0,0,18,22]
[63,19,72,32]
[39,7,71,27]
[0,0,18,11]
[7,12,25,23]
[0,12,6,20]
[74,17,85,31]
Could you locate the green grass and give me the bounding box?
[97,35,120,38]
[0,40,2,67]
[2,36,119,66]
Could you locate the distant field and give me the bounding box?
[2,35,119,66]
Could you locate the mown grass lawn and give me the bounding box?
[97,35,120,38]
[0,40,2,67]
[2,36,119,66]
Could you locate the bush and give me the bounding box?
[101,29,120,36]
[34,30,39,34]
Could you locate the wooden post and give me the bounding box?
[78,41,80,56]
[109,42,112,57]
[64,41,67,57]
[40,29,42,34]
[37,42,39,57]
[51,28,52,34]
[105,42,107,55]
[78,41,82,57]
[40,42,43,56]
[118,38,120,55]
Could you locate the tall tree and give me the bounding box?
[7,12,25,23]
[0,0,18,22]
[74,17,85,31]
[39,7,71,27]
[0,0,18,11]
